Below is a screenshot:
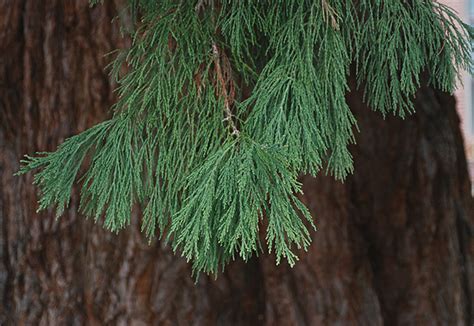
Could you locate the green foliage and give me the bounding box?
[169,138,314,274]
[241,1,356,178]
[356,0,472,117]
[18,0,473,276]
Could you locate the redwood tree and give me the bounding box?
[0,1,473,325]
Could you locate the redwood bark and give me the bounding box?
[0,2,473,325]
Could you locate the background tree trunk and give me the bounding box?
[1,1,473,325]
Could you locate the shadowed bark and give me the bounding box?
[1,1,473,325]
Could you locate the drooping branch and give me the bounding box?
[16,0,474,277]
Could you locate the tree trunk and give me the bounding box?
[1,2,473,325]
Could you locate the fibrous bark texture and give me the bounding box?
[0,1,473,325]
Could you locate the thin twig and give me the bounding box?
[212,43,240,137]
[321,0,340,30]
[195,0,208,12]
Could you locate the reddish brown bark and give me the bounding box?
[1,1,473,325]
